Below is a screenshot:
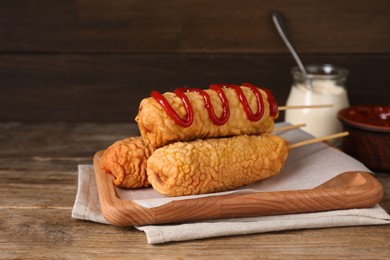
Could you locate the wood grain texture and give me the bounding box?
[0,123,389,258]
[1,54,389,122]
[0,1,388,122]
[0,0,388,53]
[2,209,390,259]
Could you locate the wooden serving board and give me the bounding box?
[93,151,384,227]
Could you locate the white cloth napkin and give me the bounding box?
[72,121,390,244]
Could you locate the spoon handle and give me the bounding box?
[272,11,307,74]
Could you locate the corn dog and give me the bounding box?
[100,124,304,189]
[136,83,279,147]
[100,137,155,188]
[147,134,289,196]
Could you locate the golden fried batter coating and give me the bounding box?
[100,137,155,188]
[147,134,289,196]
[136,86,277,148]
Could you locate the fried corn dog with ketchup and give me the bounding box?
[136,83,279,148]
[100,137,155,188]
[147,134,289,197]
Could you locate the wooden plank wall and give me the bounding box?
[0,0,389,122]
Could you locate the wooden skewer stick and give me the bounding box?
[290,132,349,149]
[273,123,306,132]
[278,104,333,110]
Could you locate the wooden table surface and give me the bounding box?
[1,122,389,259]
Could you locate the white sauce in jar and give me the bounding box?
[285,80,349,138]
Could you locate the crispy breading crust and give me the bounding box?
[147,134,289,196]
[100,137,155,188]
[136,87,277,148]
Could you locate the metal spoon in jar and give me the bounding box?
[272,11,311,87]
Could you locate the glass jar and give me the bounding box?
[285,64,349,138]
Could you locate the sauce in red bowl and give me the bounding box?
[338,105,390,132]
[338,105,390,172]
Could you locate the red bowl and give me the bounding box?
[338,105,390,172]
